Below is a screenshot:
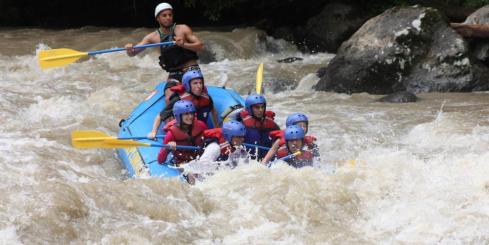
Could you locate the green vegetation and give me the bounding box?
[463,0,489,7]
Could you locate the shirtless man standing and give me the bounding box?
[125,2,204,82]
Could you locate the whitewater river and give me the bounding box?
[1,27,489,244]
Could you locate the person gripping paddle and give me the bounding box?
[125,2,204,82]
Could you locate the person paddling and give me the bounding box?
[238,94,280,160]
[157,100,207,167]
[262,125,315,168]
[125,2,203,82]
[200,120,249,166]
[148,70,218,139]
[262,112,319,164]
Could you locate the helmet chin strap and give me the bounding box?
[287,140,304,153]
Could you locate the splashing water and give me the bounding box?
[1,27,489,244]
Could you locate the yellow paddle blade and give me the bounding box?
[72,135,150,149]
[71,130,114,149]
[38,48,88,69]
[71,130,151,149]
[255,63,264,94]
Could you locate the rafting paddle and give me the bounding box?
[71,130,200,150]
[242,143,270,151]
[72,130,164,142]
[39,41,174,69]
[255,63,264,94]
[84,138,200,150]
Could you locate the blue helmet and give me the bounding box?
[245,94,266,113]
[173,100,196,124]
[182,70,204,93]
[286,113,309,127]
[284,125,305,141]
[222,120,246,142]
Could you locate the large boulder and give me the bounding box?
[315,5,489,94]
[464,5,489,63]
[465,5,489,23]
[304,3,372,53]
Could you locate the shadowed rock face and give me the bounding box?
[199,43,218,64]
[304,3,373,53]
[378,91,417,103]
[265,78,298,93]
[315,5,489,94]
[463,5,489,63]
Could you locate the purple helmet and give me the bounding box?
[222,120,246,142]
[286,113,309,127]
[182,70,204,93]
[284,125,305,141]
[173,100,195,124]
[244,94,266,113]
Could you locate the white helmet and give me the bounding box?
[154,3,173,17]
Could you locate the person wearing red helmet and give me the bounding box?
[125,2,203,82]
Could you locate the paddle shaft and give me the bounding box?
[267,151,301,168]
[149,143,201,150]
[88,41,174,56]
[243,143,270,150]
[118,135,165,140]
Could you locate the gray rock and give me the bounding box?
[314,5,489,94]
[464,5,489,23]
[464,5,489,63]
[265,78,297,93]
[316,66,328,78]
[277,57,303,63]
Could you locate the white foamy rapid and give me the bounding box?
[0,27,489,244]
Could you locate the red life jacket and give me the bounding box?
[203,128,234,157]
[166,84,185,105]
[269,130,285,144]
[276,146,314,168]
[170,84,212,122]
[163,119,206,164]
[239,110,279,159]
[180,92,211,110]
[269,130,317,149]
[239,110,277,130]
[170,84,210,106]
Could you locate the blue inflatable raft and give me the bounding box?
[117,82,244,178]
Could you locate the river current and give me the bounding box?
[1,27,489,244]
